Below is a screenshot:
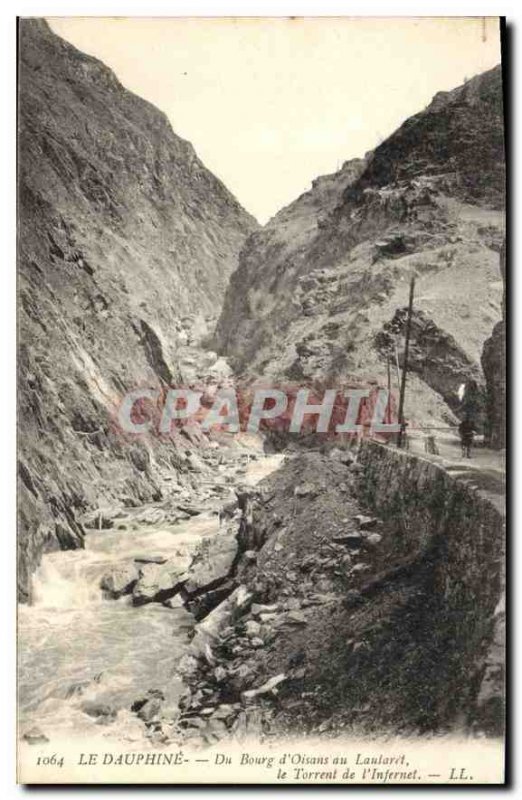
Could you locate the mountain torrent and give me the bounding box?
[17,19,257,601]
[214,66,505,433]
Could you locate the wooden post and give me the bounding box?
[397,277,415,448]
[393,337,401,389]
[386,352,391,426]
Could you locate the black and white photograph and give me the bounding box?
[14,13,506,785]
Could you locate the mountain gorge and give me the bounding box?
[215,66,505,433]
[17,21,505,604]
[17,21,506,757]
[18,19,257,600]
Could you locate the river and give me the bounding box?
[18,452,284,746]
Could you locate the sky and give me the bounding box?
[48,17,502,224]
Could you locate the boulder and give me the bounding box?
[353,514,378,530]
[100,564,139,599]
[189,585,252,658]
[132,556,191,606]
[81,701,117,723]
[131,689,167,723]
[241,673,286,703]
[137,697,163,723]
[245,620,262,638]
[187,579,238,620]
[285,610,307,626]
[184,532,238,596]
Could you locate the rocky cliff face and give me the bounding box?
[482,242,506,448]
[17,19,257,600]
[215,66,505,431]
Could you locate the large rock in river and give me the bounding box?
[100,564,139,599]
[132,556,191,606]
[183,530,238,597]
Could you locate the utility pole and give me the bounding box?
[397,277,415,449]
[393,337,401,389]
[386,352,391,427]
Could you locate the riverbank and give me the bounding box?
[161,441,504,748]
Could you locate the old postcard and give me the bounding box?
[17,16,506,784]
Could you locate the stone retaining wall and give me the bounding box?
[358,440,505,733]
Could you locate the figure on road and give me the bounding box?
[458,417,476,459]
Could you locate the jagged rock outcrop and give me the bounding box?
[375,308,484,412]
[17,19,257,600]
[215,66,505,431]
[482,242,506,448]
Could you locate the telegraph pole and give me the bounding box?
[386,352,391,427]
[397,277,415,449]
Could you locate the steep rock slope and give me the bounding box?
[17,19,257,600]
[482,242,506,448]
[215,66,505,430]
[215,157,366,374]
